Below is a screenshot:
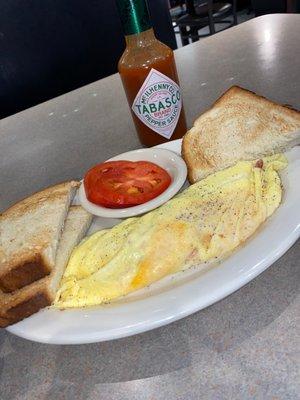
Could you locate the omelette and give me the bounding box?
[55,154,287,308]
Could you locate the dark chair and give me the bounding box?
[0,0,176,119]
[176,0,237,45]
[251,0,286,15]
[170,4,187,22]
[169,3,187,34]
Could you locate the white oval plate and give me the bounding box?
[7,140,300,344]
[79,148,187,218]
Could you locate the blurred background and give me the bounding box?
[1,0,299,119]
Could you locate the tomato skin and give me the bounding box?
[84,160,171,208]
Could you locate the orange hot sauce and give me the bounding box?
[116,0,187,147]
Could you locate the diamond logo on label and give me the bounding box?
[132,68,182,139]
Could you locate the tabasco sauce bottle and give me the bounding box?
[116,0,187,147]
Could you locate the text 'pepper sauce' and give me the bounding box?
[116,0,187,147]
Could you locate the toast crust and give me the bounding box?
[0,288,52,328]
[1,181,79,218]
[0,316,10,327]
[182,86,300,183]
[212,86,300,119]
[0,253,50,293]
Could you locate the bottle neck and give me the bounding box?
[125,28,156,49]
[116,0,152,36]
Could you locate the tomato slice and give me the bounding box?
[84,160,172,208]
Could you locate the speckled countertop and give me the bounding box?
[1,14,299,400]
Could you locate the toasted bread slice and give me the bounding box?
[0,181,79,292]
[0,206,92,327]
[182,86,300,183]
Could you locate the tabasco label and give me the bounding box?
[132,68,182,139]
